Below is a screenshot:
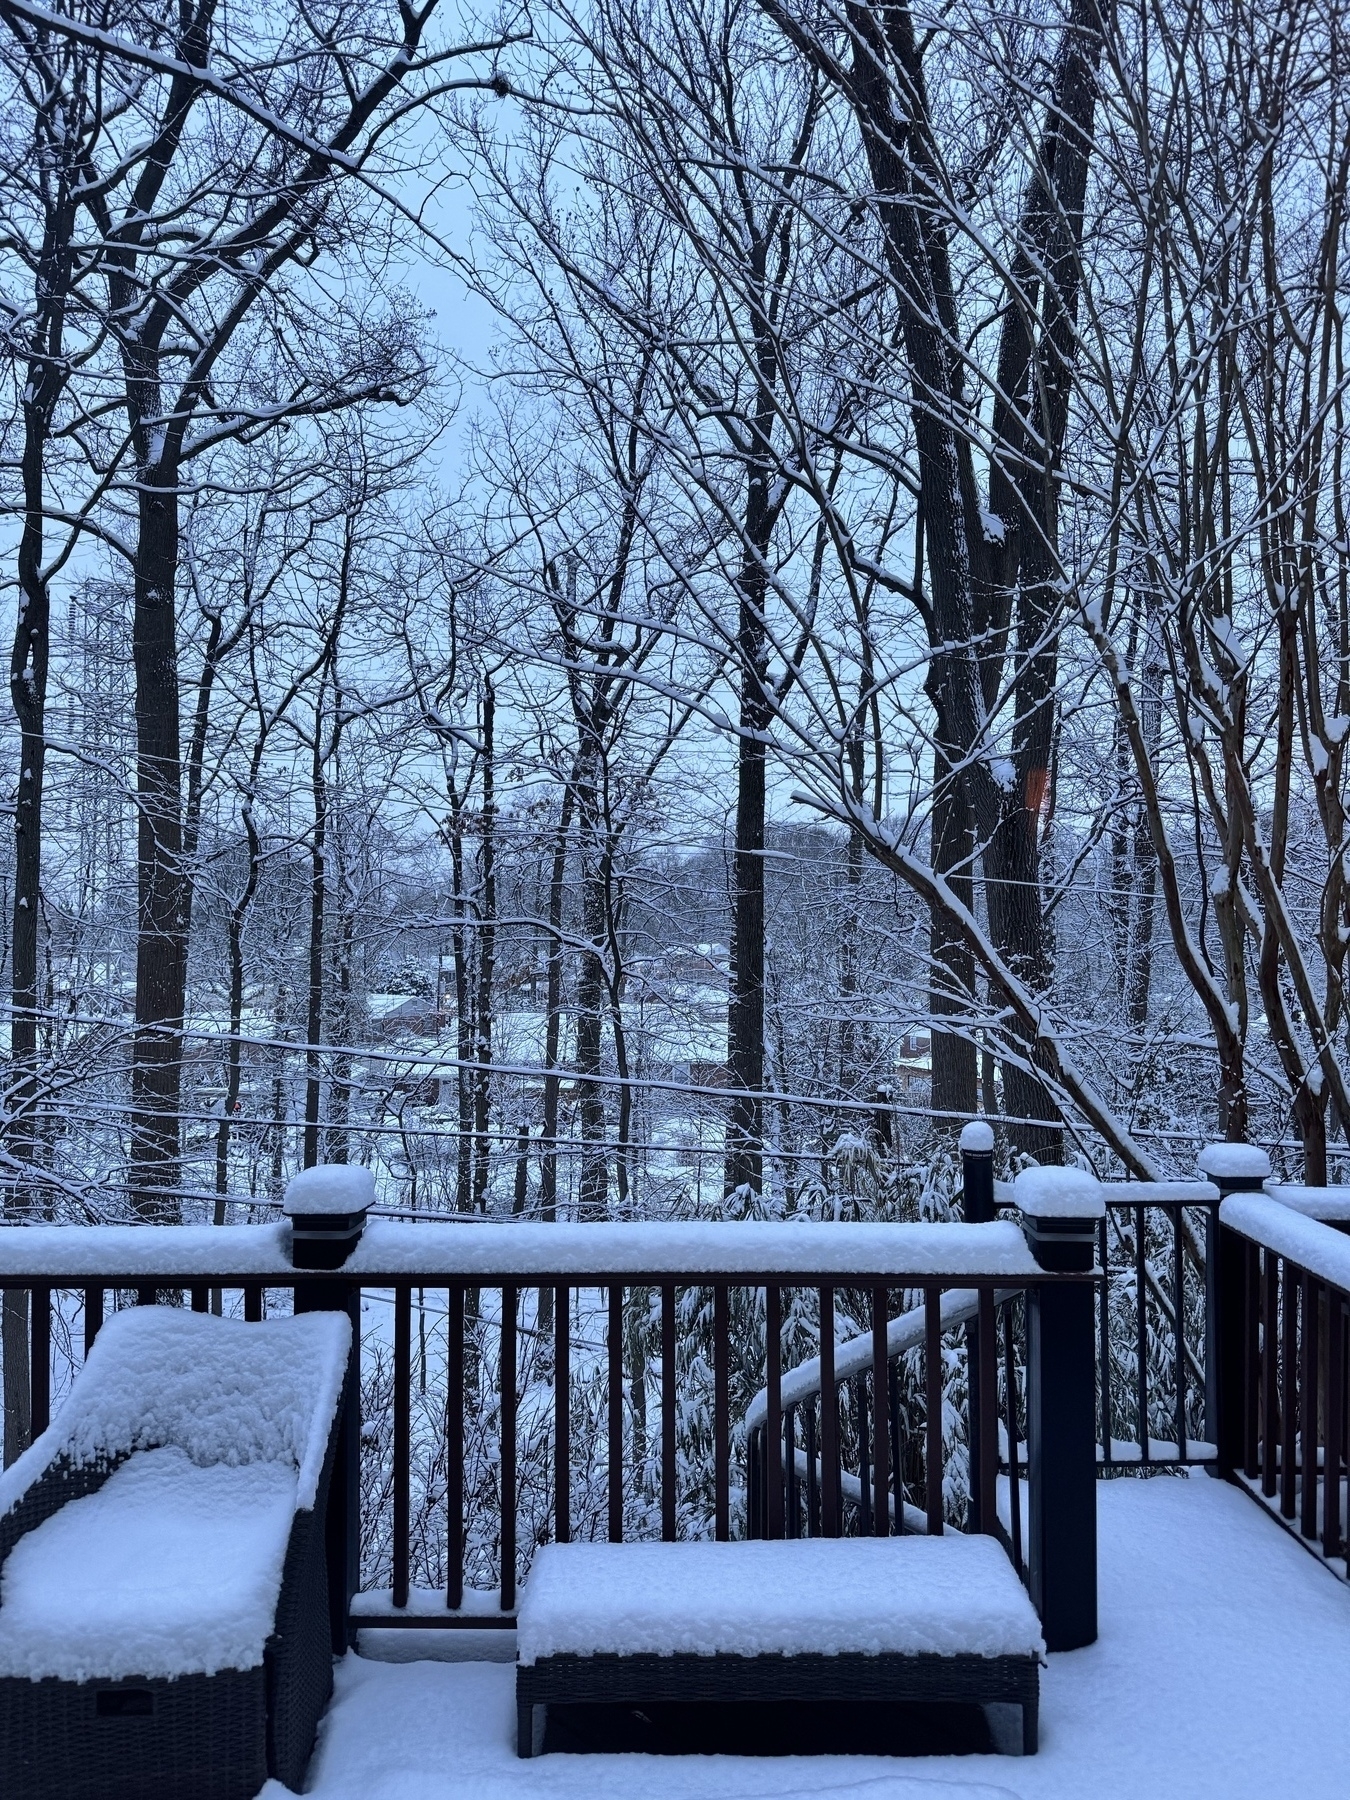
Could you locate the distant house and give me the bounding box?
[895,1031,932,1096]
[365,993,442,1040]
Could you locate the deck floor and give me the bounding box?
[280,1474,1350,1800]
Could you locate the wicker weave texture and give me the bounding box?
[517,1650,1039,1758]
[0,1667,268,1800]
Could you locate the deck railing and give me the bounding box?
[1216,1191,1350,1573]
[0,1207,1102,1649]
[10,1132,1347,1672]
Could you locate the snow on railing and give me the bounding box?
[0,1217,1045,1282]
[1220,1194,1350,1297]
[1219,1193,1350,1577]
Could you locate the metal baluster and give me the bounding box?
[661,1283,677,1541]
[1262,1251,1278,1498]
[1243,1240,1261,1478]
[1300,1271,1318,1539]
[608,1284,624,1542]
[1135,1208,1149,1462]
[819,1287,839,1538]
[1325,1292,1345,1561]
[30,1285,50,1438]
[888,1358,903,1535]
[447,1284,464,1610]
[977,1287,998,1531]
[1098,1217,1112,1464]
[747,1426,760,1541]
[805,1402,819,1536]
[714,1283,730,1540]
[856,1372,872,1535]
[500,1284,517,1609]
[83,1287,104,1356]
[1281,1259,1298,1521]
[872,1285,889,1536]
[766,1284,783,1539]
[925,1284,943,1536]
[393,1284,411,1609]
[1173,1209,1187,1460]
[786,1404,799,1537]
[554,1285,570,1543]
[1004,1300,1023,1578]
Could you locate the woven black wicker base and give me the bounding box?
[0,1667,267,1800]
[517,1651,1039,1759]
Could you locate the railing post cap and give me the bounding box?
[284,1165,373,1270]
[1197,1142,1271,1190]
[1014,1164,1103,1271]
[959,1119,995,1155]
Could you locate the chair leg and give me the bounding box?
[1022,1696,1038,1755]
[517,1699,534,1758]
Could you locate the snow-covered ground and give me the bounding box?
[270,1473,1350,1800]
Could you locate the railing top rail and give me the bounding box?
[1266,1184,1350,1223]
[995,1177,1219,1207]
[0,1217,1059,1284]
[1220,1193,1350,1296]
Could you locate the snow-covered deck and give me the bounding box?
[279,1475,1350,1800]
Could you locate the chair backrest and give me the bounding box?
[1,1308,351,1517]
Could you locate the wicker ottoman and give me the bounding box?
[515,1537,1043,1757]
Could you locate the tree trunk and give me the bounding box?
[303,684,328,1169]
[471,683,497,1212]
[725,507,773,1200]
[575,734,609,1218]
[129,471,187,1214]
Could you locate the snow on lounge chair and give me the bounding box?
[515,1537,1043,1757]
[0,1305,350,1800]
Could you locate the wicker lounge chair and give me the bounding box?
[515,1537,1043,1757]
[0,1305,350,1800]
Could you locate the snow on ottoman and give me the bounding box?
[0,1305,350,1800]
[515,1537,1044,1757]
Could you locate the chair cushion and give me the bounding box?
[0,1447,297,1681]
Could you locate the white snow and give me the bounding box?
[744,1287,984,1432]
[293,1476,1350,1800]
[0,1218,1043,1281]
[0,1306,349,1521]
[1266,1184,1350,1223]
[1220,1193,1350,1295]
[959,1120,995,1153]
[1012,1166,1104,1219]
[991,756,1016,791]
[1197,1142,1272,1181]
[0,1447,296,1680]
[347,1219,1043,1279]
[0,1221,291,1278]
[1098,1180,1219,1203]
[286,1163,376,1215]
[515,1538,1045,1664]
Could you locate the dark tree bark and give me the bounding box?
[3,19,84,1460]
[471,682,497,1212]
[765,0,1108,1157]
